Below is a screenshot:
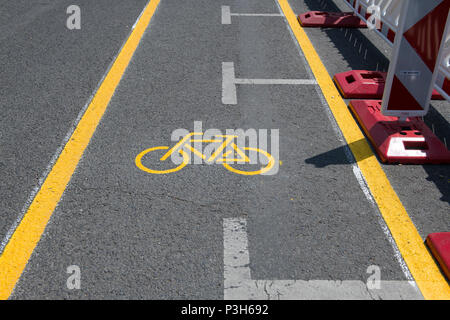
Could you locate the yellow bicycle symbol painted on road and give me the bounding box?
[135,132,275,175]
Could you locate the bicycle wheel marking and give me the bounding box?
[135,132,277,176]
[135,146,189,174]
[222,147,275,176]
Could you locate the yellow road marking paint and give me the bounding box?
[0,0,161,300]
[136,133,272,175]
[136,146,189,174]
[277,0,450,299]
[161,132,201,161]
[208,135,236,163]
[222,147,275,176]
[186,145,208,160]
[221,143,251,163]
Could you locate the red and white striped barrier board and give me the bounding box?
[342,0,450,103]
[348,1,450,164]
[382,0,450,118]
[298,1,450,163]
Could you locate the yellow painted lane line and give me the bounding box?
[0,0,160,300]
[277,0,450,300]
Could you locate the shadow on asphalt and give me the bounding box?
[301,0,450,206]
[305,138,372,167]
[306,138,449,204]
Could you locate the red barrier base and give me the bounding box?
[334,70,444,100]
[349,100,450,164]
[426,233,450,281]
[297,11,367,28]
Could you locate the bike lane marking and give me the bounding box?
[223,218,422,299]
[135,132,276,176]
[277,0,450,299]
[0,0,161,300]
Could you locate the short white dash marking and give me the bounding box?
[221,6,231,25]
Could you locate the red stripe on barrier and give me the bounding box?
[443,78,450,95]
[404,1,450,72]
[387,76,423,111]
[387,28,396,43]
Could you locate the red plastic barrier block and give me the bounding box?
[334,71,386,99]
[426,233,450,281]
[334,70,445,100]
[349,100,450,164]
[297,11,367,28]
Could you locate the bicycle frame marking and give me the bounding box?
[135,132,275,175]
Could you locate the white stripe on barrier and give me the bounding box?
[436,35,450,99]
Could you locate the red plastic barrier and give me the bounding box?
[426,233,450,281]
[349,100,450,164]
[297,11,367,28]
[334,70,445,100]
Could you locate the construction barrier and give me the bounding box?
[298,11,367,28]
[341,0,450,101]
[300,0,450,102]
[333,70,444,100]
[379,0,449,118]
[299,0,450,164]
[426,233,450,281]
[298,0,450,280]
